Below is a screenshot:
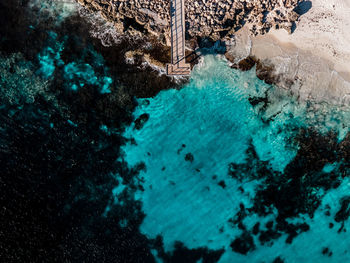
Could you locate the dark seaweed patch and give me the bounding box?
[0,2,223,262]
[272,256,284,263]
[152,237,224,263]
[226,128,349,249]
[334,196,350,223]
[185,153,194,163]
[230,231,255,255]
[322,247,333,257]
[218,180,226,189]
[134,113,150,130]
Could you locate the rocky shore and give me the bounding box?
[2,1,350,262]
[78,0,302,42]
[76,0,350,106]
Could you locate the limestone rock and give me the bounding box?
[78,0,303,44]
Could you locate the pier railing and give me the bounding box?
[166,0,191,76]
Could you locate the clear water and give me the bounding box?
[3,1,350,261]
[121,55,350,262]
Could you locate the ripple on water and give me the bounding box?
[121,55,350,262]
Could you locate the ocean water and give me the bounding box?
[121,55,350,262]
[2,0,350,262]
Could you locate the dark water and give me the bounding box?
[1,1,350,262]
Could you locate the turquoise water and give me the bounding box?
[3,1,350,261]
[121,55,350,262]
[35,30,113,93]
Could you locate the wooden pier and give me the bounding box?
[166,0,191,76]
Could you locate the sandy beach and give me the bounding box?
[237,0,350,104]
[269,0,350,78]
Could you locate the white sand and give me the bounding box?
[269,0,350,79]
[228,0,350,104]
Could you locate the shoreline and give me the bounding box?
[268,0,350,79]
[224,0,350,105]
[3,1,350,262]
[76,0,350,105]
[227,27,350,105]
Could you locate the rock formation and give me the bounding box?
[77,0,302,44]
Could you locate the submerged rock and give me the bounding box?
[185,153,194,163]
[134,113,149,130]
[231,56,256,71]
[334,196,350,223]
[230,232,255,255]
[272,256,285,263]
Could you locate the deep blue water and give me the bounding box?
[1,1,350,262]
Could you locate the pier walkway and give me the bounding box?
[166,0,191,76]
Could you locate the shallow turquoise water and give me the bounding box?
[3,1,350,261]
[124,55,303,171]
[121,55,350,262]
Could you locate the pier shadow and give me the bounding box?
[184,39,227,67]
[185,51,200,64]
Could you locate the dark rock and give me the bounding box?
[218,180,226,189]
[134,113,149,130]
[248,89,270,114]
[322,247,329,255]
[224,52,235,64]
[266,220,274,229]
[259,229,281,245]
[238,222,246,230]
[294,1,312,15]
[252,223,260,235]
[253,129,340,222]
[185,153,194,163]
[256,60,276,85]
[322,247,332,257]
[153,239,225,263]
[335,196,350,223]
[272,256,284,263]
[237,57,256,71]
[230,232,255,255]
[284,223,310,244]
[177,144,186,154]
[248,96,268,108]
[230,203,246,227]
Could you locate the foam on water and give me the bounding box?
[28,0,78,24]
[77,7,123,47]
